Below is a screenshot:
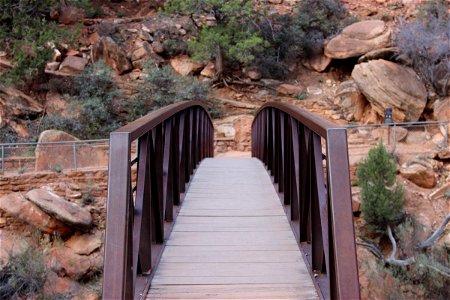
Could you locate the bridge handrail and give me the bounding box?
[251,102,360,300]
[102,101,214,299]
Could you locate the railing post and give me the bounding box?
[1,145,4,176]
[73,142,77,171]
[103,133,133,300]
[326,128,360,300]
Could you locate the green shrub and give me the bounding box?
[39,62,121,139]
[0,1,82,86]
[253,0,356,79]
[394,0,449,96]
[127,65,216,120]
[51,164,63,173]
[0,127,19,143]
[165,0,267,76]
[357,143,405,233]
[0,247,46,299]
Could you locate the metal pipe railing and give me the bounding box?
[0,139,109,176]
[252,102,360,300]
[102,101,214,299]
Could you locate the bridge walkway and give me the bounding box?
[147,158,318,299]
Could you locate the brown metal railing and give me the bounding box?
[252,102,360,300]
[102,101,214,299]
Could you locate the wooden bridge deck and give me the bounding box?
[147,158,318,299]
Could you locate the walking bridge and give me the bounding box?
[102,101,360,299]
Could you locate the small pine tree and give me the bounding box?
[357,143,405,233]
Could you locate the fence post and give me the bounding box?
[1,145,4,176]
[73,143,77,171]
[393,124,397,151]
[445,124,449,148]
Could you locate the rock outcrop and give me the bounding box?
[0,192,73,236]
[302,53,332,72]
[0,87,43,129]
[26,188,92,230]
[325,20,391,59]
[47,246,103,281]
[92,37,132,74]
[400,163,437,189]
[65,231,103,255]
[334,80,368,121]
[59,56,88,74]
[352,59,427,122]
[170,55,204,76]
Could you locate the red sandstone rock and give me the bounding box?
[352,60,427,122]
[0,193,73,236]
[325,20,391,59]
[92,37,132,74]
[47,246,103,281]
[65,231,103,255]
[400,163,437,189]
[26,189,92,230]
[170,55,204,76]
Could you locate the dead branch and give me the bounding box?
[385,225,415,267]
[417,213,450,250]
[355,241,383,259]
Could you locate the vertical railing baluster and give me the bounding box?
[326,128,360,300]
[163,119,174,222]
[103,133,132,299]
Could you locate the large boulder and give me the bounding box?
[34,130,109,171]
[170,55,204,76]
[47,246,103,281]
[302,53,332,72]
[25,188,92,230]
[352,60,427,122]
[334,80,368,121]
[35,130,78,171]
[65,231,103,255]
[325,20,391,59]
[432,97,450,121]
[0,192,73,236]
[59,56,88,74]
[92,37,132,74]
[400,163,437,189]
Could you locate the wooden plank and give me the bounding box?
[146,158,318,299]
[147,284,318,300]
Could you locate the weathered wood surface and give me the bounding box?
[147,158,318,299]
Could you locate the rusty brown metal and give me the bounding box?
[102,101,214,300]
[251,102,360,300]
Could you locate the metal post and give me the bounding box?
[445,124,449,149]
[393,124,397,151]
[1,145,4,176]
[73,143,77,171]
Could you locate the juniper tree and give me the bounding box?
[357,143,405,233]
